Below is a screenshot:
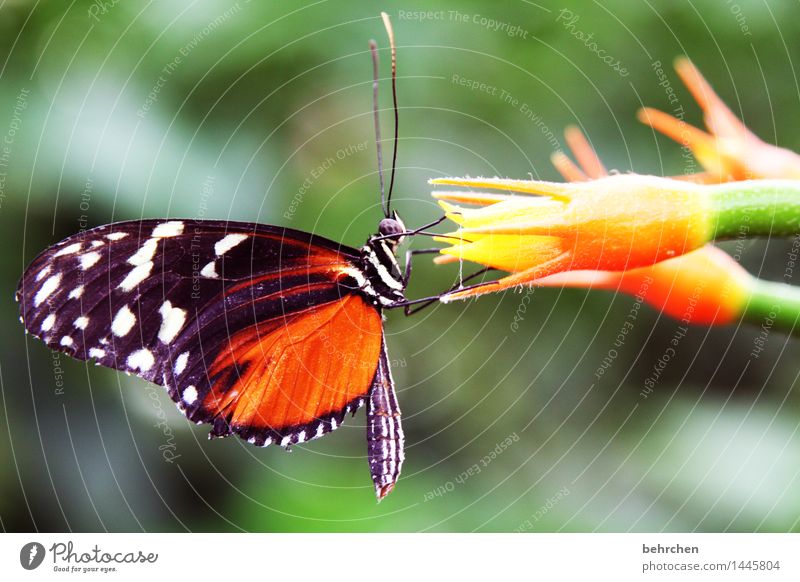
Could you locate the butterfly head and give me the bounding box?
[377,210,406,250]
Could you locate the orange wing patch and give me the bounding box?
[203,295,382,441]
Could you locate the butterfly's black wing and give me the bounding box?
[17,219,385,448]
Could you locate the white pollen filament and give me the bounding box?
[152,221,185,238]
[106,232,128,241]
[200,261,218,278]
[54,243,82,257]
[182,385,198,405]
[214,233,248,256]
[128,238,158,266]
[41,313,56,332]
[89,348,106,359]
[127,348,155,372]
[79,252,101,270]
[73,316,89,329]
[174,351,189,375]
[118,261,153,291]
[34,274,62,307]
[157,301,187,343]
[68,285,84,300]
[60,336,73,347]
[111,305,136,337]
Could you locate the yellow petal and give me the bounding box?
[439,234,564,273]
[429,176,575,201]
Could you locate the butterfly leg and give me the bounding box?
[401,247,440,286]
[397,266,496,316]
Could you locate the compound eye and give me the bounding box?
[378,218,403,237]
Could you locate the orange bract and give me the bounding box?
[639,57,800,181]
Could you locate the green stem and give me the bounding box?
[742,279,800,336]
[709,180,800,239]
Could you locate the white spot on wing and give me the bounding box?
[330,417,338,430]
[34,274,62,307]
[79,252,101,270]
[60,336,73,347]
[157,301,187,343]
[41,313,56,332]
[280,435,291,447]
[35,266,52,281]
[214,233,248,256]
[106,232,128,241]
[296,430,306,443]
[200,261,218,278]
[68,285,84,300]
[182,385,198,405]
[73,316,89,329]
[91,240,105,248]
[128,238,158,266]
[54,243,82,257]
[118,261,153,291]
[127,348,155,372]
[315,424,325,438]
[152,221,184,238]
[89,348,105,359]
[174,351,189,375]
[111,305,136,337]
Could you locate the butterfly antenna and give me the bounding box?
[369,39,388,217]
[381,11,399,215]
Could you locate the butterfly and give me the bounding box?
[15,13,439,500]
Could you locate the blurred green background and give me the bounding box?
[2,0,800,532]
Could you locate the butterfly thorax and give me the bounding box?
[356,236,406,308]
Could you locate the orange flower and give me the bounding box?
[638,57,800,182]
[537,246,750,325]
[431,174,716,301]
